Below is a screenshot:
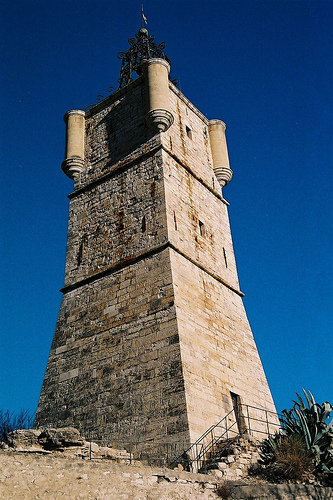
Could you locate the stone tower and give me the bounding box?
[35,28,277,456]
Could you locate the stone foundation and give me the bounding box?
[1,452,332,500]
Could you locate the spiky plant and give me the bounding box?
[258,390,333,482]
[274,434,314,481]
[280,390,333,475]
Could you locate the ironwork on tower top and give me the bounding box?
[117,28,170,88]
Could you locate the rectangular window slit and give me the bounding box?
[173,211,177,231]
[223,247,228,268]
[141,215,146,232]
[186,126,192,140]
[199,220,205,237]
[77,235,87,266]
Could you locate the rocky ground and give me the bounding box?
[1,428,329,487]
[1,427,132,463]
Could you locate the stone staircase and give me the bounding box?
[204,435,260,481]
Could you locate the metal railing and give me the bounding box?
[85,437,192,467]
[168,404,281,473]
[81,404,281,472]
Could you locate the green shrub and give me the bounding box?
[258,390,333,482]
[280,390,333,476]
[268,434,313,481]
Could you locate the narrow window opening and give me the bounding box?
[223,247,228,268]
[141,215,146,233]
[117,211,125,231]
[77,243,84,266]
[199,220,205,237]
[185,126,192,140]
[77,235,87,266]
[230,392,245,434]
[107,122,113,135]
[212,177,215,189]
[173,211,178,231]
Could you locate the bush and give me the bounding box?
[280,390,333,476]
[0,409,34,444]
[260,434,314,482]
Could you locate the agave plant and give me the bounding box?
[258,434,283,465]
[259,390,333,480]
[280,390,333,474]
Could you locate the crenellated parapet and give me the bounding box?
[142,58,174,133]
[208,119,233,188]
[61,110,85,179]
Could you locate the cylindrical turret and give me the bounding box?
[142,58,174,133]
[208,119,233,188]
[61,109,85,179]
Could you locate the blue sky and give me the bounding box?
[1,0,332,418]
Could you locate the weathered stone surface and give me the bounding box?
[35,74,278,456]
[230,483,333,499]
[205,436,261,481]
[6,429,40,448]
[0,452,221,500]
[37,427,85,449]
[1,452,332,500]
[4,427,132,462]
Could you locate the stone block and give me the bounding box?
[7,429,41,448]
[208,469,223,478]
[38,428,85,449]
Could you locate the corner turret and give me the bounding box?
[61,110,85,179]
[142,58,174,132]
[208,119,233,187]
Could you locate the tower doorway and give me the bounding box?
[230,392,244,435]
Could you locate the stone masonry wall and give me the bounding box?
[35,249,190,450]
[163,148,240,291]
[170,249,278,443]
[1,452,332,500]
[164,84,217,192]
[78,79,148,189]
[63,148,167,288]
[162,84,276,441]
[36,76,277,456]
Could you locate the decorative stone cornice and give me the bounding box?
[61,157,85,179]
[214,166,233,188]
[146,109,174,133]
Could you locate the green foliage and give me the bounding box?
[280,390,333,475]
[258,390,333,482]
[0,409,34,444]
[259,434,314,482]
[258,433,284,465]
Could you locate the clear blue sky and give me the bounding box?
[1,0,332,418]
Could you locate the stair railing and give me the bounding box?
[169,404,281,473]
[169,408,238,472]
